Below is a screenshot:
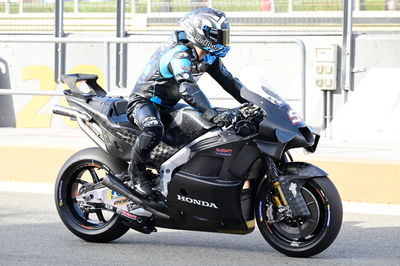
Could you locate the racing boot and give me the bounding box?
[144,169,159,188]
[128,162,153,197]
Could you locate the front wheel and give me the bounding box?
[256,177,342,257]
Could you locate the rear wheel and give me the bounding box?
[55,148,130,242]
[256,177,342,257]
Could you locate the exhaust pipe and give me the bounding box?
[53,105,90,121]
[53,105,107,152]
[102,174,170,220]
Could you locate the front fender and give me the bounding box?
[281,161,328,178]
[256,161,328,195]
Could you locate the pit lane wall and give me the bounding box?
[1,33,400,204]
[1,129,399,205]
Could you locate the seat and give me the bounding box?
[108,99,137,129]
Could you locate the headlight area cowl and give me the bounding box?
[253,118,319,159]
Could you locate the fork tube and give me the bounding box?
[273,181,288,206]
[267,157,289,206]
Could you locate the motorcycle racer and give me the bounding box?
[126,8,247,197]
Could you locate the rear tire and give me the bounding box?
[55,147,130,242]
[256,177,342,257]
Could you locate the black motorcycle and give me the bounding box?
[53,73,342,258]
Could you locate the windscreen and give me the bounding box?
[240,81,307,130]
[240,83,287,109]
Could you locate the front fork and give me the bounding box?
[266,157,292,219]
[273,181,288,207]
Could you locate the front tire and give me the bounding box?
[256,177,342,257]
[55,147,130,242]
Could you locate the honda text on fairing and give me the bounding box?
[53,74,342,258]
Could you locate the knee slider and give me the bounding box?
[137,118,164,151]
[142,118,163,138]
[136,132,157,152]
[143,126,164,143]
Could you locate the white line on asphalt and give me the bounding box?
[0,181,53,194]
[342,201,400,217]
[1,181,400,216]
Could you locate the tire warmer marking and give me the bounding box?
[80,224,94,230]
[315,189,326,204]
[58,180,63,206]
[86,163,100,168]
[326,204,331,227]
[316,188,330,228]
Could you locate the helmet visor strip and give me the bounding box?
[203,26,230,47]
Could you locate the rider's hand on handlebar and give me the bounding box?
[203,108,219,122]
[203,108,235,127]
[213,110,235,126]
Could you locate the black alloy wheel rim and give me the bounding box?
[64,162,115,230]
[264,182,330,248]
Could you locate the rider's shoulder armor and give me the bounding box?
[158,32,198,83]
[159,45,194,79]
[130,31,224,107]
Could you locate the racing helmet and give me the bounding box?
[179,8,231,57]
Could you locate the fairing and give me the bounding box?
[240,85,319,159]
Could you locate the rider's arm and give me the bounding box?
[207,57,247,104]
[169,52,212,112]
[178,81,211,112]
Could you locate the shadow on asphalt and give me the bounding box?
[0,192,399,264]
[115,221,400,259]
[1,219,399,262]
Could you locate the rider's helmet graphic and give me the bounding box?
[179,8,231,57]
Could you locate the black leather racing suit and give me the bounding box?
[127,31,246,173]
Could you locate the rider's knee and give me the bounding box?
[138,117,164,149]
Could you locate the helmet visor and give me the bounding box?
[203,26,230,47]
[218,28,230,47]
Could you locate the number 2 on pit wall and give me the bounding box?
[16,65,55,128]
[16,65,104,128]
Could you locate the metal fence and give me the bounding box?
[0,35,306,116]
[0,1,358,130]
[2,0,400,14]
[1,0,399,33]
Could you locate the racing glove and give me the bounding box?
[203,108,235,126]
